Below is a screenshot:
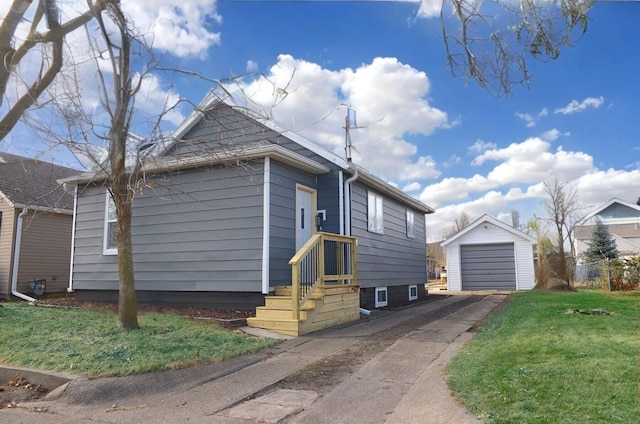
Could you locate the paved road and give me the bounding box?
[3,293,506,424]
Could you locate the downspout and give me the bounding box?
[343,167,358,236]
[343,167,369,315]
[10,206,37,302]
[65,183,78,293]
[261,157,271,294]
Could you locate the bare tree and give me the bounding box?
[441,0,593,97]
[443,211,471,239]
[0,0,112,141]
[44,1,160,329]
[542,177,579,285]
[525,216,553,290]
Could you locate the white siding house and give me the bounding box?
[442,214,536,291]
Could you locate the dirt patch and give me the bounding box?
[36,296,254,321]
[257,296,484,397]
[0,376,48,409]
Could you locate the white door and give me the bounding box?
[296,186,314,251]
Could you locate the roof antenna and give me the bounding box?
[343,107,363,162]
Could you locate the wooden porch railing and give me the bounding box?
[289,232,358,320]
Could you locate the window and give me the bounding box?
[367,191,384,234]
[375,287,388,308]
[408,285,418,301]
[406,210,415,238]
[103,193,117,255]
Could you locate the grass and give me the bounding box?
[446,290,640,424]
[0,303,280,377]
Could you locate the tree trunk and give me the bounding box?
[115,189,138,329]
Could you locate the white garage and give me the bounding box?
[442,214,536,291]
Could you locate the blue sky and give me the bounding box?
[2,1,639,240]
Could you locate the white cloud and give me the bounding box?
[121,0,221,58]
[468,140,497,153]
[575,169,640,206]
[515,107,549,128]
[421,137,593,209]
[246,60,259,72]
[554,96,605,115]
[135,74,185,126]
[415,0,443,18]
[230,55,449,182]
[515,112,536,128]
[540,128,560,141]
[443,154,461,168]
[422,133,640,241]
[403,182,422,192]
[472,138,592,183]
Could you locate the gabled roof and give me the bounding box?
[0,152,78,212]
[441,213,536,247]
[61,141,331,184]
[61,89,433,214]
[577,198,640,226]
[158,90,433,214]
[167,90,350,170]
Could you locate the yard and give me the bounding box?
[0,301,279,377]
[446,290,640,424]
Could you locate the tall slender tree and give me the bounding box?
[542,177,580,284]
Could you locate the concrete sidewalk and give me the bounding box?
[5,293,506,423]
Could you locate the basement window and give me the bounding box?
[375,287,388,308]
[408,285,418,301]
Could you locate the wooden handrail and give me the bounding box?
[289,232,357,320]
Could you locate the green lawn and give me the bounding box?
[0,303,279,377]
[446,290,640,424]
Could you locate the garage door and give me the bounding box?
[460,243,516,290]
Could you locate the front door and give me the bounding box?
[296,185,316,251]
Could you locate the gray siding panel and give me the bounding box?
[72,164,265,293]
[317,171,341,234]
[350,183,427,289]
[460,243,516,290]
[268,160,317,285]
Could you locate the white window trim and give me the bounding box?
[375,286,388,308]
[406,209,415,239]
[367,191,384,234]
[408,284,418,301]
[103,192,117,255]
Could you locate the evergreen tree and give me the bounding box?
[585,220,618,262]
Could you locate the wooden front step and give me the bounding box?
[247,285,361,337]
[245,317,301,337]
[255,306,308,321]
[265,295,316,310]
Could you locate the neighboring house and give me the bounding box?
[574,198,640,259]
[61,92,433,334]
[442,214,536,291]
[0,152,78,300]
[426,240,446,281]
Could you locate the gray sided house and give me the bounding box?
[442,214,536,291]
[574,198,640,259]
[0,152,78,300]
[64,93,433,316]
